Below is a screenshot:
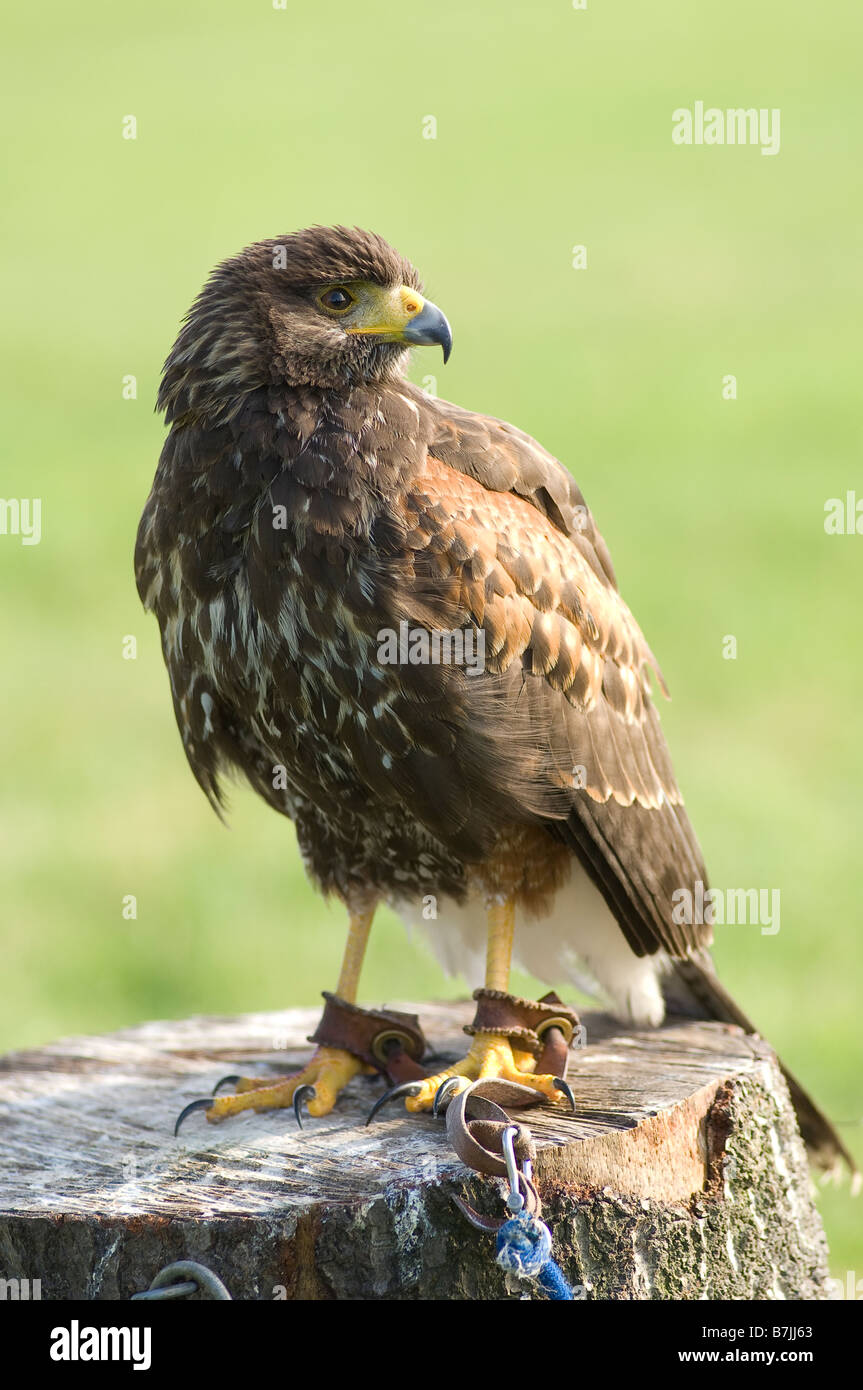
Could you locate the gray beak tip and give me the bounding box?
[404,299,452,364]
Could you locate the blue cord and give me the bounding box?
[536,1258,573,1301]
[495,1212,574,1301]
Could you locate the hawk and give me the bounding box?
[136,225,849,1170]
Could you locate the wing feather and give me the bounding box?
[380,391,710,959]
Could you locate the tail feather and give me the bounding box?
[665,952,857,1179]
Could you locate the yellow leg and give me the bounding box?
[204,903,376,1123]
[486,897,515,991]
[405,896,566,1112]
[336,902,374,1002]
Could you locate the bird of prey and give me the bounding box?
[136,225,849,1170]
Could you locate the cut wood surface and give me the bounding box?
[0,1003,832,1300]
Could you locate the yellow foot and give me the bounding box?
[206,1047,372,1123]
[405,1033,567,1113]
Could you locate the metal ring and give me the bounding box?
[535,1016,575,1045]
[371,1028,419,1066]
[132,1260,232,1301]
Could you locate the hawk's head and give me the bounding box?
[159,226,452,422]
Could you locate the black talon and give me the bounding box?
[293,1084,316,1130]
[212,1074,242,1096]
[433,1077,463,1116]
[174,1097,215,1137]
[553,1077,576,1112]
[364,1081,423,1126]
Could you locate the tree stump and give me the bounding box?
[0,1002,832,1300]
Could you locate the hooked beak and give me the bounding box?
[345,285,452,363]
[400,297,452,363]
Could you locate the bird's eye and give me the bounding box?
[319,287,355,312]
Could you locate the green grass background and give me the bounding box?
[2,0,860,1283]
